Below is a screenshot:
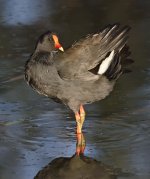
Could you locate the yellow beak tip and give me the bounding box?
[59,47,64,52]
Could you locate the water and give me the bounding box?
[0,0,150,178]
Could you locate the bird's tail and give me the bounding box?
[98,45,134,80]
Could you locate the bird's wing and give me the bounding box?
[54,24,130,80]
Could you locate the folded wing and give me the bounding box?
[54,24,130,81]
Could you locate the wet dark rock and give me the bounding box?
[34,154,118,179]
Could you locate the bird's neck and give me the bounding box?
[35,43,51,53]
[32,49,60,65]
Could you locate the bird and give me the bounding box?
[25,24,133,134]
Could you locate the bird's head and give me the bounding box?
[36,31,64,52]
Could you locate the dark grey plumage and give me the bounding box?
[25,24,133,112]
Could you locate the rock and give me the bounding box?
[34,154,118,179]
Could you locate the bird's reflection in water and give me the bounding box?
[75,133,86,156]
[34,133,120,179]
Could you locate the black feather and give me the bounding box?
[104,43,133,81]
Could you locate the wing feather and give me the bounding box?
[54,24,130,80]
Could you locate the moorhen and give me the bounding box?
[25,24,133,134]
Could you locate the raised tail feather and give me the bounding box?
[98,24,131,58]
[90,25,133,80]
[89,24,132,76]
[93,24,133,80]
[100,45,134,80]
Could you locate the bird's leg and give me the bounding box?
[75,112,82,134]
[76,133,86,156]
[79,105,86,130]
[75,105,85,134]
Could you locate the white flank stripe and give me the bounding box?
[98,50,115,75]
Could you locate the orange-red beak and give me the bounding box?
[52,34,64,52]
